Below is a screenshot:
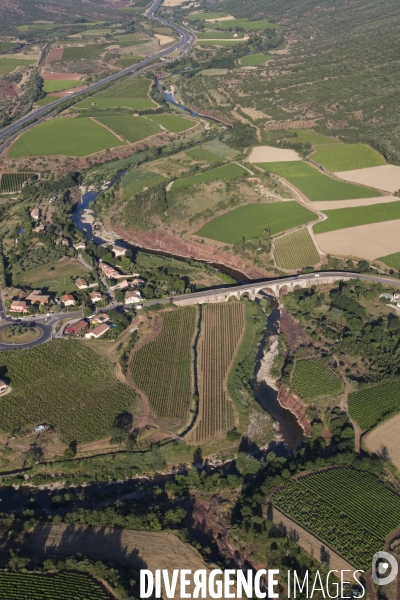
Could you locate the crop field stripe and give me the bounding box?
[348,380,400,431]
[61,44,109,60]
[172,163,248,190]
[274,228,319,270]
[312,143,386,171]
[272,467,400,568]
[0,571,109,599]
[313,201,400,234]
[0,173,31,192]
[130,308,197,420]
[291,358,342,400]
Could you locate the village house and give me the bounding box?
[0,380,8,394]
[90,291,103,303]
[65,320,89,336]
[75,277,88,290]
[30,208,40,220]
[112,244,127,257]
[9,300,28,313]
[125,290,142,305]
[26,290,50,305]
[91,313,109,325]
[98,260,124,279]
[74,241,86,250]
[61,294,76,307]
[85,323,110,339]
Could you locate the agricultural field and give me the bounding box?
[189,302,245,444]
[272,467,400,569]
[195,31,242,39]
[312,143,385,172]
[313,200,400,234]
[171,163,248,190]
[96,115,161,143]
[148,114,195,133]
[61,44,110,60]
[286,129,340,145]
[365,414,400,472]
[0,42,14,52]
[378,252,400,270]
[202,139,238,158]
[121,169,166,200]
[130,308,197,422]
[0,173,32,193]
[273,228,320,270]
[0,572,109,600]
[187,147,223,163]
[14,258,89,294]
[240,53,272,66]
[198,68,228,76]
[76,76,156,109]
[115,55,143,67]
[42,79,81,93]
[196,201,316,244]
[257,161,379,201]
[196,40,247,46]
[0,57,35,74]
[0,340,135,444]
[207,18,277,30]
[36,96,56,106]
[348,380,400,431]
[291,358,342,400]
[187,12,230,20]
[9,118,125,158]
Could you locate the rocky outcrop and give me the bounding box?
[277,384,312,436]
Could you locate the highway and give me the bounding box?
[0,0,195,154]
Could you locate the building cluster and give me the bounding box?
[65,312,112,340]
[380,293,400,307]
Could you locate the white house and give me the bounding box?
[85,323,110,339]
[125,290,142,305]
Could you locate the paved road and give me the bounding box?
[0,321,51,350]
[0,311,83,350]
[0,0,195,154]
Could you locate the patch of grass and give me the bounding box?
[61,44,110,60]
[291,358,342,400]
[196,201,316,243]
[76,76,156,109]
[312,143,386,171]
[187,147,223,163]
[202,139,238,157]
[287,129,340,145]
[240,53,272,66]
[313,200,400,234]
[195,31,239,39]
[81,28,113,36]
[208,18,279,30]
[196,39,247,46]
[0,340,136,443]
[95,115,161,143]
[187,12,229,20]
[378,252,400,270]
[114,55,143,67]
[348,380,400,431]
[36,96,56,106]
[198,68,228,76]
[77,97,155,109]
[274,228,320,270]
[148,114,194,133]
[172,163,248,190]
[0,173,32,193]
[42,79,81,93]
[9,118,125,158]
[0,42,14,53]
[0,57,35,74]
[121,169,166,199]
[15,258,89,294]
[257,161,379,201]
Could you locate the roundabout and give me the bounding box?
[0,321,52,350]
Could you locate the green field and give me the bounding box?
[115,55,143,67]
[198,68,228,76]
[0,57,35,74]
[210,18,279,30]
[36,96,56,106]
[202,139,238,157]
[348,380,400,431]
[148,114,194,133]
[197,39,247,46]
[81,28,113,36]
[287,129,340,145]
[313,200,400,234]
[9,118,125,158]
[0,42,14,53]
[15,258,89,294]
[122,169,166,199]
[378,252,400,270]
[257,161,379,201]
[196,201,316,244]
[0,572,109,600]
[96,115,161,143]
[76,76,156,109]
[312,143,386,171]
[0,340,135,443]
[116,33,146,43]
[274,228,320,270]
[42,79,81,93]
[187,12,229,20]
[187,147,223,163]
[0,173,32,193]
[240,53,272,66]
[291,358,342,400]
[272,467,400,569]
[61,44,109,60]
[196,31,241,39]
[172,163,247,190]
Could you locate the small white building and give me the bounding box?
[90,291,103,303]
[75,277,88,290]
[61,294,76,306]
[74,241,86,250]
[85,323,110,339]
[125,290,142,305]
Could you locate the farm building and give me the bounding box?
[90,291,103,303]
[30,207,40,220]
[75,277,88,290]
[74,241,86,250]
[0,380,8,394]
[61,238,70,246]
[65,320,89,335]
[61,294,75,306]
[9,300,28,313]
[125,290,142,305]
[91,313,109,325]
[26,290,50,305]
[85,323,110,339]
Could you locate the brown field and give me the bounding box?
[270,506,357,574]
[335,165,400,193]
[42,72,82,80]
[154,34,175,45]
[315,219,400,260]
[310,195,398,210]
[187,302,245,444]
[46,48,64,63]
[247,145,300,163]
[364,414,400,473]
[265,120,317,131]
[23,523,213,599]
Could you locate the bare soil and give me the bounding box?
[310,195,397,210]
[335,165,400,193]
[42,72,82,80]
[365,414,400,473]
[247,146,300,163]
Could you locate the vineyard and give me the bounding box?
[61,44,109,60]
[273,228,320,270]
[0,571,110,599]
[188,302,245,443]
[0,340,135,444]
[0,173,32,193]
[130,307,197,421]
[348,380,400,431]
[291,358,342,400]
[272,467,400,568]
